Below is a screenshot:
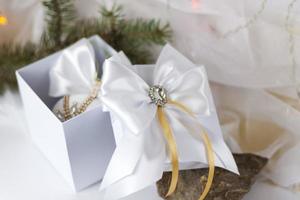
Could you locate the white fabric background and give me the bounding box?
[1,0,300,199]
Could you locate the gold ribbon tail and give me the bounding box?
[169,100,215,200]
[198,130,215,200]
[157,106,179,197]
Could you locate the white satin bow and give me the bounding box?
[99,44,239,199]
[49,37,130,97]
[49,38,99,97]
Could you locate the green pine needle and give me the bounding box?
[0,2,172,93]
[43,0,76,47]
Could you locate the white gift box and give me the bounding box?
[99,46,238,200]
[15,36,116,192]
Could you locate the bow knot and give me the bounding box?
[149,85,168,106]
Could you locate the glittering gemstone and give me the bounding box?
[56,111,65,121]
[148,85,168,106]
[70,103,78,116]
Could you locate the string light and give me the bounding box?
[0,13,8,26]
[192,0,200,9]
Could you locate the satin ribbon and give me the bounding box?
[166,100,215,199]
[158,100,215,199]
[49,38,100,97]
[99,44,238,200]
[48,37,130,98]
[157,106,179,196]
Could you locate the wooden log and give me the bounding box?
[157,154,268,200]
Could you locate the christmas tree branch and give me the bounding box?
[43,0,76,48]
[124,19,171,45]
[0,2,172,93]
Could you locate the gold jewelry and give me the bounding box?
[56,80,101,121]
[148,85,168,106]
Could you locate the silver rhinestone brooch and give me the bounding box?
[148,85,168,106]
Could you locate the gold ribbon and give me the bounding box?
[157,100,215,200]
[157,106,179,196]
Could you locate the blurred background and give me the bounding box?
[1,0,300,199]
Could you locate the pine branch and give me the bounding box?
[0,43,36,91]
[64,5,171,63]
[100,4,124,25]
[0,3,172,93]
[98,5,171,63]
[124,19,171,45]
[43,0,76,48]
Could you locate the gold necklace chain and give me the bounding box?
[56,80,101,121]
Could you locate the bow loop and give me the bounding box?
[154,44,196,90]
[168,67,211,116]
[154,44,211,115]
[49,38,97,97]
[101,54,157,135]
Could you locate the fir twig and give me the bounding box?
[0,43,37,91]
[124,19,171,45]
[43,0,76,48]
[0,2,172,93]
